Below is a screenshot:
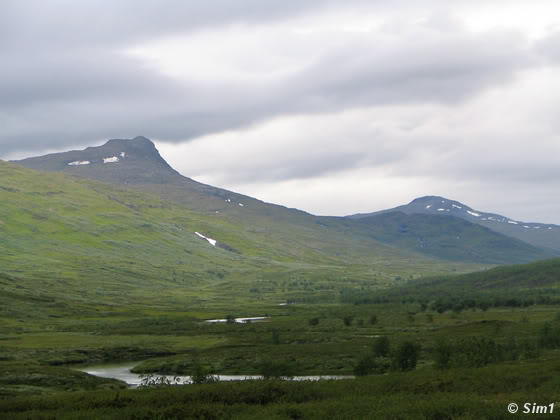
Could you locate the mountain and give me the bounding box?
[16,136,191,185]
[349,195,560,252]
[348,211,554,264]
[3,159,486,320]
[12,137,556,265]
[14,136,311,218]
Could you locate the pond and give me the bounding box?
[204,316,270,323]
[79,362,353,386]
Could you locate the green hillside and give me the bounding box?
[347,258,560,309]
[1,160,472,319]
[416,258,560,291]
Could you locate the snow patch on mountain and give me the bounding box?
[467,211,480,217]
[103,156,119,163]
[68,160,90,166]
[195,232,217,246]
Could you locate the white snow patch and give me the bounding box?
[225,199,231,202]
[508,221,518,225]
[68,160,90,166]
[534,226,540,229]
[425,205,431,209]
[437,208,445,211]
[238,203,244,207]
[523,226,530,229]
[103,156,119,163]
[120,152,126,158]
[195,231,217,246]
[467,211,480,217]
[488,217,495,221]
[441,200,445,203]
[452,204,462,209]
[549,227,553,230]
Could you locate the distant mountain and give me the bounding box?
[349,196,560,252]
[12,138,558,265]
[349,211,555,264]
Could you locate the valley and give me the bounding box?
[2,139,560,418]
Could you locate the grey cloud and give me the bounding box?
[0,2,551,157]
[0,0,348,50]
[535,30,560,63]
[289,30,532,108]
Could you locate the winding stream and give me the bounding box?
[79,362,353,386]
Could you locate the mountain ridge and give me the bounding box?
[349,195,560,252]
[11,137,558,264]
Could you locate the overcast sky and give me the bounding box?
[2,1,560,223]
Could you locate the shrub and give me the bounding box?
[191,363,218,385]
[373,336,390,358]
[258,360,295,379]
[392,341,421,371]
[353,355,376,376]
[343,315,354,327]
[308,317,319,326]
[453,337,503,368]
[434,340,453,369]
[538,322,560,349]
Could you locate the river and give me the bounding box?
[79,362,353,386]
